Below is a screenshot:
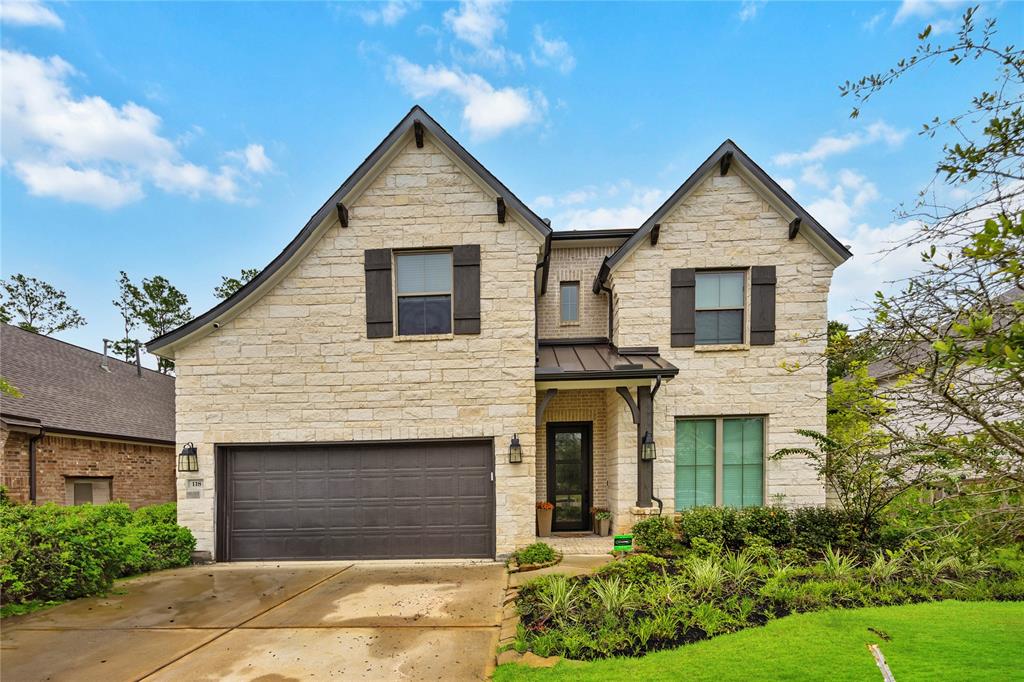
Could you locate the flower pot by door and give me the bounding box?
[537,508,553,537]
[597,518,611,536]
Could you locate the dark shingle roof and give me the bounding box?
[0,324,174,443]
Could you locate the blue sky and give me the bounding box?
[2,0,1018,360]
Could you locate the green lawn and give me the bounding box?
[494,601,1024,682]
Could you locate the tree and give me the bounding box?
[116,272,192,374]
[826,320,878,384]
[213,268,260,300]
[820,6,1023,535]
[113,271,143,362]
[1,274,85,335]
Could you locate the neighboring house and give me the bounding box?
[147,106,850,561]
[0,324,176,507]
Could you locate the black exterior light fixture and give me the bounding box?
[178,442,199,472]
[641,431,657,461]
[508,434,523,463]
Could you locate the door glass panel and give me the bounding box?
[553,430,584,527]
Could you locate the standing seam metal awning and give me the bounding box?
[535,339,678,381]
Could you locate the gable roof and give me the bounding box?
[0,324,175,444]
[147,105,552,355]
[599,139,852,284]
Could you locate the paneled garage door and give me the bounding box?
[220,440,494,560]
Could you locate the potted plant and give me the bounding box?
[536,501,554,537]
[595,510,612,536]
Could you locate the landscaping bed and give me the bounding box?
[510,508,1024,660]
[0,500,196,613]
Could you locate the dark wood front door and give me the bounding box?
[546,422,592,531]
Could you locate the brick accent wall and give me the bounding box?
[538,245,614,339]
[536,389,609,512]
[609,172,834,510]
[0,426,175,508]
[172,135,543,557]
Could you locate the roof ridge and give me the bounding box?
[0,324,171,379]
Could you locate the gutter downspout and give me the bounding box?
[593,257,614,342]
[28,430,43,504]
[535,230,552,364]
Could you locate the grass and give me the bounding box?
[0,600,64,619]
[494,601,1024,681]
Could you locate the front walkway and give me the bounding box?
[542,533,614,556]
[1,561,506,681]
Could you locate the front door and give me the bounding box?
[546,422,592,531]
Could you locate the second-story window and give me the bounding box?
[396,251,452,335]
[695,271,744,344]
[560,281,579,323]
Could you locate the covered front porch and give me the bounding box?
[534,339,678,536]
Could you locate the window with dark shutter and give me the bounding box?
[364,248,394,338]
[695,271,745,345]
[396,251,453,335]
[452,244,481,335]
[671,268,696,347]
[749,266,776,345]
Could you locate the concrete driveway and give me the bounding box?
[1,561,506,681]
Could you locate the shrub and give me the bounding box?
[513,542,557,565]
[677,507,743,548]
[740,506,794,547]
[791,507,860,552]
[0,502,195,605]
[631,516,676,556]
[597,553,667,584]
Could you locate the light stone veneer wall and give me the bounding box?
[537,245,614,339]
[172,135,542,558]
[535,389,608,510]
[609,172,834,516]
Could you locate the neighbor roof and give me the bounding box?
[599,139,852,286]
[147,105,552,355]
[0,324,175,444]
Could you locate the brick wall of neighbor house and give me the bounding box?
[0,428,175,508]
[610,172,834,513]
[536,389,608,512]
[538,245,614,339]
[1,426,31,503]
[173,136,543,557]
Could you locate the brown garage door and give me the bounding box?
[220,440,494,561]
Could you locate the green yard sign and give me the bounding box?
[613,534,633,553]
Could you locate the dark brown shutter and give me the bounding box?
[670,268,696,347]
[750,265,776,345]
[364,248,393,338]
[453,244,481,335]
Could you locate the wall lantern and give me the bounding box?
[178,442,199,472]
[641,431,657,461]
[508,434,523,463]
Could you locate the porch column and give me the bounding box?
[636,385,653,507]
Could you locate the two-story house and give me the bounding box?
[147,106,850,561]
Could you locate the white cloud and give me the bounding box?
[807,169,880,233]
[1,48,271,208]
[862,10,886,31]
[778,177,797,194]
[14,162,142,209]
[0,0,62,29]
[800,163,830,190]
[232,143,273,173]
[893,0,963,24]
[738,1,766,22]
[530,27,575,74]
[533,195,555,209]
[546,181,665,229]
[773,121,907,166]
[443,0,521,69]
[360,0,419,26]
[389,56,544,138]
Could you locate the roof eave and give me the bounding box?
[148,105,552,355]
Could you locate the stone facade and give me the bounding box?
[0,426,175,508]
[538,245,614,339]
[608,172,833,516]
[171,136,543,557]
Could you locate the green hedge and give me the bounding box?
[0,501,195,605]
